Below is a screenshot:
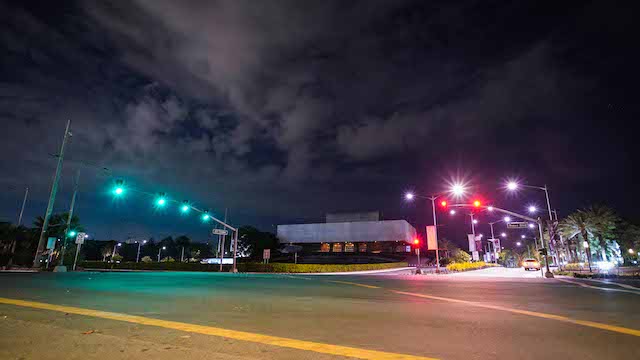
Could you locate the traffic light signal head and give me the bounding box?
[473,200,481,207]
[413,238,420,245]
[440,200,447,207]
[202,210,210,221]
[156,192,166,207]
[113,179,124,196]
[181,200,189,213]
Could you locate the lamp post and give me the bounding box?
[405,184,465,271]
[112,242,121,261]
[583,241,592,272]
[136,240,147,263]
[158,246,166,262]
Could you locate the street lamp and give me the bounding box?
[501,232,507,237]
[135,240,147,263]
[583,241,592,272]
[505,181,553,220]
[450,183,466,197]
[158,246,166,262]
[472,219,478,224]
[449,209,456,215]
[503,216,511,223]
[516,242,522,246]
[528,223,535,229]
[521,235,526,239]
[528,205,537,213]
[629,249,635,254]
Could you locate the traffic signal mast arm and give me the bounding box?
[449,204,538,223]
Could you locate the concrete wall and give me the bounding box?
[325,211,380,223]
[277,220,416,244]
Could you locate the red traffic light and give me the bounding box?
[473,200,481,207]
[440,200,447,207]
[413,238,420,245]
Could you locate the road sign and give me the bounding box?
[212,229,229,236]
[263,249,271,260]
[47,237,57,249]
[75,232,86,244]
[507,221,529,229]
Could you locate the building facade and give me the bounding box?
[277,212,417,254]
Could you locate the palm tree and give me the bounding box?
[175,235,191,262]
[560,211,594,262]
[584,205,619,261]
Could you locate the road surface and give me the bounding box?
[0,270,639,360]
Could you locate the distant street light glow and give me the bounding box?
[629,249,635,254]
[500,232,507,237]
[473,219,478,224]
[521,235,525,239]
[487,206,494,211]
[507,181,519,191]
[451,183,466,197]
[405,193,414,200]
[504,216,511,222]
[516,241,522,246]
[449,209,456,215]
[528,223,535,228]
[528,205,537,213]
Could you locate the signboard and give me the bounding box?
[507,221,529,229]
[468,234,476,252]
[47,237,57,250]
[472,251,480,261]
[263,249,271,260]
[426,226,437,250]
[75,232,86,245]
[212,229,229,236]
[200,258,233,265]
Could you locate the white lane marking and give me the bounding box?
[585,279,640,290]
[556,278,640,295]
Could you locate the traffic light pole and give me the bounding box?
[57,169,80,270]
[428,196,441,271]
[34,120,71,268]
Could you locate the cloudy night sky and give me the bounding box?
[0,1,637,246]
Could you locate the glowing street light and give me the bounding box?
[450,183,466,197]
[629,249,635,254]
[516,241,522,246]
[472,219,478,224]
[487,206,494,211]
[521,235,526,239]
[507,181,518,191]
[202,210,210,221]
[501,232,507,237]
[449,209,456,215]
[528,205,537,213]
[156,192,166,207]
[405,192,415,200]
[503,216,511,222]
[158,246,166,262]
[528,223,535,229]
[113,179,124,196]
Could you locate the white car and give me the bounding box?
[522,259,541,271]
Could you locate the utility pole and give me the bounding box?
[56,169,80,271]
[232,228,238,273]
[219,208,227,271]
[427,196,441,271]
[17,187,29,226]
[33,120,71,268]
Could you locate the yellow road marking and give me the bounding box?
[329,280,381,289]
[0,297,436,360]
[389,290,640,337]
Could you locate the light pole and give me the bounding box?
[17,187,29,226]
[57,169,80,271]
[158,246,166,262]
[404,184,465,271]
[583,241,592,272]
[136,240,147,263]
[34,120,72,267]
[113,242,121,261]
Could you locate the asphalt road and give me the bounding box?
[0,269,639,360]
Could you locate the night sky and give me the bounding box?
[1,1,637,248]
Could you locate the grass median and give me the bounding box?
[80,261,409,273]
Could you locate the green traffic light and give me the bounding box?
[114,187,124,195]
[157,198,166,206]
[202,211,210,221]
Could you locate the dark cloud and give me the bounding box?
[0,1,637,243]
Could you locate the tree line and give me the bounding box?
[0,214,279,268]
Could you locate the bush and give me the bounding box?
[161,256,175,262]
[112,254,123,262]
[79,261,408,273]
[439,257,453,266]
[451,249,471,263]
[446,261,500,272]
[141,256,153,263]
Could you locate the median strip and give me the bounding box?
[0,297,436,360]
